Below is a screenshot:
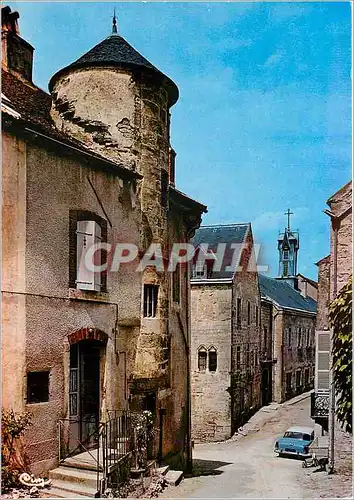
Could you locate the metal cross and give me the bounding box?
[285,208,293,231]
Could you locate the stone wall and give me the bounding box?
[279,311,316,402]
[231,230,262,432]
[190,284,232,442]
[328,182,352,297]
[316,256,330,331]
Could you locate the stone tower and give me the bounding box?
[277,209,299,288]
[49,17,178,384]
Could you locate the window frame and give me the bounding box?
[143,284,159,318]
[27,371,50,404]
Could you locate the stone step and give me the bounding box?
[49,466,101,489]
[41,485,94,498]
[44,479,98,498]
[156,465,170,476]
[165,469,183,486]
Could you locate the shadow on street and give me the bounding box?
[186,458,233,478]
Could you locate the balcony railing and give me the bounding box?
[311,392,329,419]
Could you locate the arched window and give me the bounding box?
[208,347,217,372]
[198,347,207,371]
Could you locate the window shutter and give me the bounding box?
[93,223,102,292]
[315,331,330,392]
[76,220,96,290]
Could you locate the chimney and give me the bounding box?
[2,6,34,82]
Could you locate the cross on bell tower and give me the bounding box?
[277,208,299,287]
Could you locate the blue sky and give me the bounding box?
[9,1,352,279]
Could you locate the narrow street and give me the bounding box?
[162,395,352,499]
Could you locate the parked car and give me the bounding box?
[274,426,314,458]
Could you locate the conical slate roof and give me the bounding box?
[49,34,179,106]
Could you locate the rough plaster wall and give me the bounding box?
[272,310,284,403]
[279,312,316,402]
[2,133,27,411]
[190,285,232,442]
[316,257,330,331]
[21,142,142,473]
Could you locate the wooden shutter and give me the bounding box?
[315,330,330,393]
[76,220,97,290]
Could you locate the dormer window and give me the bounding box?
[193,262,207,279]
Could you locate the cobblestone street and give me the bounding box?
[162,394,352,499]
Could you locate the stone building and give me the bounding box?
[259,213,317,404]
[312,181,352,435]
[2,5,206,480]
[190,223,262,442]
[259,274,317,403]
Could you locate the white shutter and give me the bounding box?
[315,330,330,393]
[93,223,102,292]
[76,220,96,290]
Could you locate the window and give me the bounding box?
[76,220,103,291]
[247,301,251,326]
[246,343,250,367]
[286,372,292,393]
[198,349,207,371]
[296,370,301,387]
[283,261,288,276]
[236,298,242,328]
[297,327,302,348]
[236,345,241,369]
[264,326,268,349]
[256,305,259,326]
[304,368,310,386]
[143,284,159,317]
[70,211,108,292]
[27,371,49,403]
[251,350,254,370]
[283,250,289,260]
[208,349,217,372]
[193,262,206,279]
[306,328,310,347]
[173,265,180,303]
[287,327,292,347]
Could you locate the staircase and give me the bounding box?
[45,465,101,498]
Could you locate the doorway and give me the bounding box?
[69,340,101,448]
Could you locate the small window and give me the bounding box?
[296,370,301,387]
[173,265,180,303]
[287,327,292,347]
[236,298,242,328]
[208,349,217,372]
[246,343,250,366]
[256,305,259,326]
[198,350,207,371]
[286,372,292,392]
[247,302,251,326]
[236,345,241,369]
[263,326,268,349]
[27,371,49,403]
[143,284,159,317]
[283,250,289,260]
[297,327,302,348]
[193,262,206,279]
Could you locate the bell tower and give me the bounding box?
[277,209,299,288]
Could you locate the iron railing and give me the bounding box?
[311,392,330,418]
[58,411,136,495]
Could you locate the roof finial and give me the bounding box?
[285,208,293,231]
[112,8,118,34]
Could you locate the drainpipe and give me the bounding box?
[324,209,338,474]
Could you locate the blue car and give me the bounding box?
[274,426,314,458]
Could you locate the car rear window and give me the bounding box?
[284,431,303,439]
